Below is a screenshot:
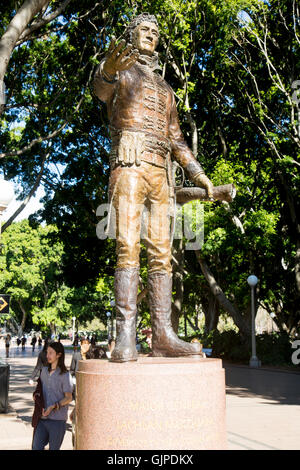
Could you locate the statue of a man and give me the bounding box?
[93,13,214,362]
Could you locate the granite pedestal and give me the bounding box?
[75,357,227,450]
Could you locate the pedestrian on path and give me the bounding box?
[21,335,27,350]
[29,338,50,385]
[31,341,73,450]
[70,344,82,382]
[5,333,11,357]
[31,334,37,352]
[90,334,97,346]
[72,332,79,347]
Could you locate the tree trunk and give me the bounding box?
[19,300,27,332]
[50,322,56,336]
[2,151,48,231]
[186,316,199,333]
[0,0,49,114]
[195,250,251,341]
[203,292,220,333]
[171,239,184,333]
[278,172,300,294]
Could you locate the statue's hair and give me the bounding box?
[125,13,159,41]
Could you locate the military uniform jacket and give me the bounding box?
[93,57,203,179]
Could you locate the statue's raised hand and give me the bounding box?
[102,37,140,80]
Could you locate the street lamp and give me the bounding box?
[106,311,111,342]
[72,316,76,343]
[247,275,261,368]
[110,300,115,339]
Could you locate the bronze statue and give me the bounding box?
[93,13,215,362]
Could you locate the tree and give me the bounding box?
[0,0,73,116]
[1,0,299,344]
[0,220,71,332]
[207,0,300,333]
[0,0,113,224]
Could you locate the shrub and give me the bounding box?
[194,330,293,365]
[256,331,292,365]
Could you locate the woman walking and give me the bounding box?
[32,342,73,450]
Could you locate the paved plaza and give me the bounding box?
[0,341,299,450]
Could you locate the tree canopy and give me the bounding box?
[0,0,299,340]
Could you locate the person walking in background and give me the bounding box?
[21,335,27,351]
[70,344,82,390]
[29,338,50,385]
[72,333,79,347]
[5,333,11,358]
[31,334,37,352]
[90,334,96,346]
[38,336,42,348]
[69,343,83,445]
[32,341,73,450]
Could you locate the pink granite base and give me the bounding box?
[75,357,227,450]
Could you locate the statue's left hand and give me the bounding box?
[193,173,214,201]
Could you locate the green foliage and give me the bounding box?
[201,329,250,362]
[256,332,293,366]
[0,220,68,330]
[0,220,108,332]
[199,329,293,366]
[0,0,299,340]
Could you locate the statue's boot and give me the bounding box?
[110,267,139,363]
[148,271,203,357]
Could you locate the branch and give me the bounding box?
[18,0,72,42]
[137,287,148,304]
[222,202,245,234]
[195,250,250,336]
[293,0,300,45]
[16,21,69,45]
[0,120,68,159]
[1,151,49,231]
[0,92,85,159]
[0,0,50,111]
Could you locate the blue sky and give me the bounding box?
[3,184,45,223]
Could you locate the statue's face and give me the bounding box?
[133,21,159,56]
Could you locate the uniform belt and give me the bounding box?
[109,152,167,169]
[141,152,167,168]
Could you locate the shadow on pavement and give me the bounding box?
[224,364,300,405]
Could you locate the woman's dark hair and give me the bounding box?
[47,341,68,374]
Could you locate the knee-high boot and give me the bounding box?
[110,267,139,363]
[148,271,202,357]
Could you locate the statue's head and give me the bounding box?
[126,13,159,56]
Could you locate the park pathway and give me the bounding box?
[0,341,300,450]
